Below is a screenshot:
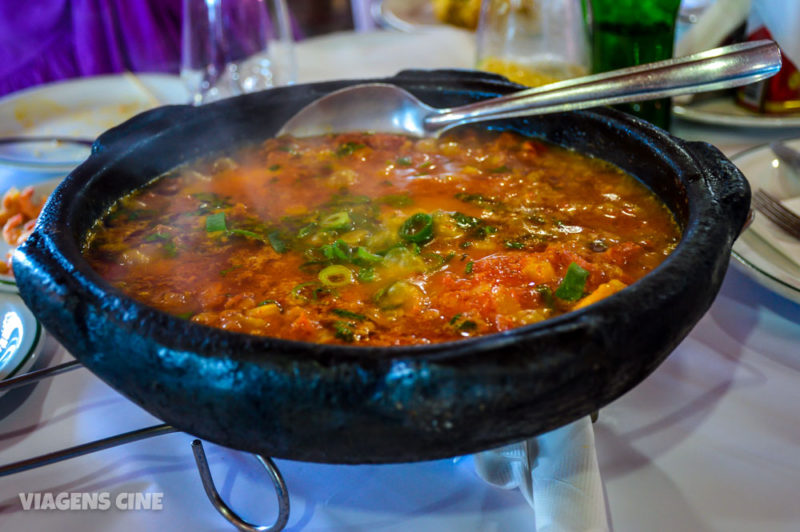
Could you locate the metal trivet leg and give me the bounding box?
[0,423,177,476]
[192,440,290,532]
[0,361,290,531]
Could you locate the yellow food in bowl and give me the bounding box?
[477,56,588,87]
[432,0,481,30]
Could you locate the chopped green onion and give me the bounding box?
[144,232,177,257]
[353,247,382,265]
[451,212,481,229]
[267,231,287,253]
[162,240,178,258]
[323,192,371,207]
[465,261,474,274]
[449,313,477,332]
[269,164,281,171]
[490,165,510,173]
[313,285,336,300]
[378,193,413,207]
[332,308,366,321]
[122,208,156,221]
[336,142,365,157]
[396,156,412,166]
[505,240,525,249]
[144,232,171,242]
[357,266,375,282]
[421,253,444,270]
[229,228,264,241]
[206,212,227,232]
[291,282,336,302]
[298,260,327,274]
[399,213,434,245]
[320,211,351,230]
[455,192,492,204]
[220,264,242,277]
[297,223,317,239]
[555,262,589,301]
[375,242,405,256]
[374,281,418,310]
[333,321,355,342]
[193,193,232,210]
[291,282,317,301]
[422,251,455,272]
[318,265,354,287]
[451,212,497,239]
[321,240,351,262]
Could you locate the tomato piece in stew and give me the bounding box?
[83,130,680,346]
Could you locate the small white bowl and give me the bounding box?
[0,290,45,384]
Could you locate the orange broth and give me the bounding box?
[83,130,680,346]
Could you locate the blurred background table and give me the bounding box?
[0,25,799,532]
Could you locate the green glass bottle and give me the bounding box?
[587,0,681,130]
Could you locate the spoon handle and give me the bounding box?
[426,40,781,131]
[770,141,800,176]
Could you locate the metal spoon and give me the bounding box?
[278,40,781,138]
[770,141,800,176]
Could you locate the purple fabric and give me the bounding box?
[0,0,181,97]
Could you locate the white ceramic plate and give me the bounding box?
[730,137,800,305]
[0,72,189,139]
[674,94,800,129]
[0,73,189,190]
[0,290,45,385]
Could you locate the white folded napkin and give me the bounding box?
[474,417,608,532]
[676,0,800,65]
[750,195,800,271]
[750,0,800,66]
[675,0,752,57]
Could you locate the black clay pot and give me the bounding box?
[13,70,749,464]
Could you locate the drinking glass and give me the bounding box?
[587,0,682,130]
[181,0,296,105]
[476,0,590,87]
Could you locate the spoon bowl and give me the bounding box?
[278,40,781,138]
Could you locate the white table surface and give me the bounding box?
[0,27,799,532]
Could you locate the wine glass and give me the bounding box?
[181,0,296,105]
